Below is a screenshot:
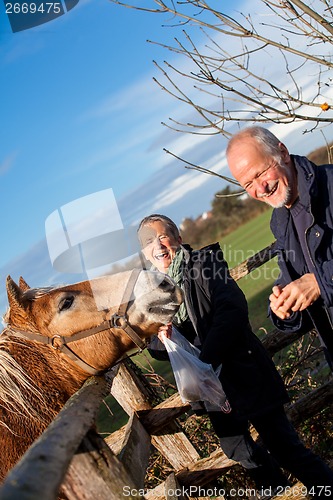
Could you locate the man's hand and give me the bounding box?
[269,273,320,320]
[157,323,172,343]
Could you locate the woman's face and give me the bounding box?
[139,220,181,273]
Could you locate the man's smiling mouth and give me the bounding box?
[262,182,278,198]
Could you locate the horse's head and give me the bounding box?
[5,271,183,373]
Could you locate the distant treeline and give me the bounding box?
[180,186,269,248]
[180,142,332,249]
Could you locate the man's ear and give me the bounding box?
[279,142,291,164]
[178,235,182,244]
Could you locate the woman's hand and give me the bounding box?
[157,323,172,343]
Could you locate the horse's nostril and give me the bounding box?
[161,276,176,292]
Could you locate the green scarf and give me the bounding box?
[167,247,189,326]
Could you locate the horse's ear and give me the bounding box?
[19,276,30,291]
[6,276,28,321]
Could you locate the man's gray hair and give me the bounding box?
[227,126,283,162]
[138,214,180,240]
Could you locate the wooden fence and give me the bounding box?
[0,243,332,500]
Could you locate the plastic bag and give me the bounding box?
[147,334,170,361]
[163,328,231,413]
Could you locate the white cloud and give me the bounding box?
[80,71,176,123]
[151,155,228,210]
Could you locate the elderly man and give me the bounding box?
[227,126,333,369]
[138,213,333,497]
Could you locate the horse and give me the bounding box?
[0,270,183,481]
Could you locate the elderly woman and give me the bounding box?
[138,213,333,498]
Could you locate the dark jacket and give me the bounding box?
[269,155,333,360]
[180,243,288,420]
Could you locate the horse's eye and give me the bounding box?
[59,296,74,312]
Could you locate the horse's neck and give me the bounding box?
[0,337,89,481]
[9,337,87,404]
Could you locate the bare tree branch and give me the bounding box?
[163,148,240,185]
[111,0,333,183]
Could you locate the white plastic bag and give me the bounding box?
[163,328,231,413]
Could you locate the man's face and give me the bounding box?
[227,138,297,208]
[139,220,181,273]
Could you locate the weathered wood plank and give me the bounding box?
[151,428,200,470]
[140,393,191,434]
[118,413,151,489]
[176,448,234,486]
[271,482,310,500]
[61,431,142,500]
[229,242,276,281]
[105,426,127,455]
[145,448,234,500]
[165,473,186,500]
[286,379,333,426]
[110,360,200,470]
[61,429,143,500]
[111,361,153,414]
[261,328,306,356]
[144,481,171,499]
[106,419,200,471]
[109,359,333,474]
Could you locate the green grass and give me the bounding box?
[97,396,130,436]
[220,209,275,269]
[220,209,279,333]
[97,209,279,433]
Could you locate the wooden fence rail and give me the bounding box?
[0,242,332,500]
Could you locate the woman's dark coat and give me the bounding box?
[181,243,288,420]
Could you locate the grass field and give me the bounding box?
[97,209,279,434]
[220,208,279,333]
[220,209,275,269]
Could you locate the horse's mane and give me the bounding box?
[0,335,48,434]
[0,282,87,434]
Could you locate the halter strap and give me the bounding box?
[109,268,146,350]
[7,269,146,375]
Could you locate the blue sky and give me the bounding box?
[0,0,178,265]
[1,0,243,313]
[1,0,332,315]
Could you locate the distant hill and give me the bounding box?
[180,186,269,248]
[307,142,333,165]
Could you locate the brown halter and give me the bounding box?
[6,269,147,375]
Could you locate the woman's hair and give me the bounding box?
[137,214,180,240]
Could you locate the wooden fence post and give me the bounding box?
[109,359,200,470]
